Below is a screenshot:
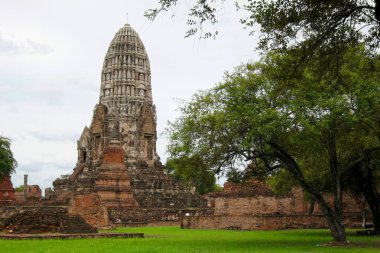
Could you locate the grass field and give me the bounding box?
[0,227,379,253]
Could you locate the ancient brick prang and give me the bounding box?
[50,24,206,225]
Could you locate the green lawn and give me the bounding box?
[0,227,379,253]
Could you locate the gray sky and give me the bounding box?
[0,0,258,191]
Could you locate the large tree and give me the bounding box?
[166,45,380,242]
[0,136,17,181]
[149,0,380,235]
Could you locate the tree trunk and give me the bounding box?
[298,180,347,243]
[327,130,343,221]
[311,193,347,243]
[363,187,380,234]
[375,0,380,22]
[308,199,315,214]
[268,141,347,243]
[356,165,380,234]
[352,158,380,234]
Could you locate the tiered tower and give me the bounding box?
[52,24,207,224]
[79,24,158,167]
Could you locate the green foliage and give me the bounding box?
[0,227,379,253]
[266,170,296,196]
[167,44,379,181]
[0,136,17,180]
[57,174,70,181]
[145,0,222,39]
[244,0,380,52]
[14,185,24,193]
[213,183,223,192]
[225,168,245,183]
[147,0,380,53]
[166,155,216,194]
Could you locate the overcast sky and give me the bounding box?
[0,0,258,191]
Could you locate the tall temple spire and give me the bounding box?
[78,23,159,165]
[99,24,152,117]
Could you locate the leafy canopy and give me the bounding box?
[167,44,380,188]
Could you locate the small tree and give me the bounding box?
[166,155,216,194]
[0,136,17,181]
[14,185,25,192]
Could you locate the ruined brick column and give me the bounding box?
[23,174,27,201]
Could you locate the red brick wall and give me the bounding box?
[181,213,368,230]
[212,193,364,216]
[26,185,42,200]
[68,194,110,228]
[215,196,295,215]
[103,145,125,164]
[0,177,15,202]
[14,185,42,202]
[209,187,308,216]
[312,193,364,213]
[210,185,363,216]
[223,180,273,196]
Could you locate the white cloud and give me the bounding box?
[25,38,54,54]
[0,32,54,55]
[12,161,73,190]
[28,131,78,142]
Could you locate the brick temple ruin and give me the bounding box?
[47,24,209,226]
[0,24,373,231]
[182,180,372,230]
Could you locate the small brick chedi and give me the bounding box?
[0,177,15,203]
[51,24,206,225]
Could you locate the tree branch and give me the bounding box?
[341,146,380,175]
